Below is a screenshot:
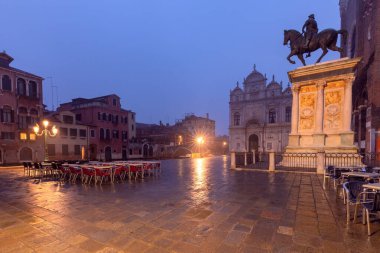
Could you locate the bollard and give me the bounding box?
[230,152,236,169]
[269,151,275,172]
[244,152,247,166]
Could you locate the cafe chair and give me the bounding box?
[343,181,366,224]
[357,192,380,236]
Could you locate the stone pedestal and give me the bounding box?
[282,58,362,168]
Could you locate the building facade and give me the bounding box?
[0,52,44,164]
[44,110,89,161]
[229,66,292,155]
[57,94,136,161]
[340,0,380,154]
[175,113,216,143]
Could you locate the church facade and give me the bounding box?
[339,0,380,154]
[229,66,292,155]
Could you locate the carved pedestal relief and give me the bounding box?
[324,81,344,131]
[299,86,316,131]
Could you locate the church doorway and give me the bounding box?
[248,134,259,152]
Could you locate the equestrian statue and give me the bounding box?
[283,14,347,66]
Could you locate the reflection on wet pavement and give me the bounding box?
[0,156,379,252]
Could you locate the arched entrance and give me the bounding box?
[20,147,33,161]
[143,144,149,158]
[104,146,112,161]
[248,134,259,151]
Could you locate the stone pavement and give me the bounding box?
[0,157,379,253]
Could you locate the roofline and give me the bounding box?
[0,65,44,80]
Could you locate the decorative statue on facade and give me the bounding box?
[283,14,347,66]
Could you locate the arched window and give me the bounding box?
[102,113,106,121]
[106,129,110,140]
[28,81,38,98]
[29,108,38,124]
[269,109,276,123]
[100,128,105,140]
[108,114,112,121]
[1,106,14,123]
[17,78,26,95]
[233,112,240,126]
[18,107,28,129]
[285,106,291,122]
[1,75,11,91]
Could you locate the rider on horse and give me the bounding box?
[302,14,319,58]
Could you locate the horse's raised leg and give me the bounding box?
[316,47,328,63]
[287,51,296,64]
[297,54,306,66]
[328,44,344,57]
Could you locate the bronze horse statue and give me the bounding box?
[283,29,347,66]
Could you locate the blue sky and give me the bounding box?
[0,0,340,135]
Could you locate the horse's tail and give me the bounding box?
[337,29,348,45]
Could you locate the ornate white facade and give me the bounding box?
[229,65,292,153]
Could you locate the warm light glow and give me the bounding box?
[43,120,49,128]
[52,126,58,136]
[223,141,227,146]
[20,133,27,140]
[29,133,36,140]
[196,136,205,144]
[33,124,40,134]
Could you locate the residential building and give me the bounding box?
[44,110,89,161]
[339,0,380,154]
[229,65,292,155]
[0,52,44,164]
[175,113,216,144]
[57,94,136,161]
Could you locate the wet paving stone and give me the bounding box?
[1,157,380,252]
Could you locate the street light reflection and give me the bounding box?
[190,158,210,205]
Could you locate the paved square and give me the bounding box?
[0,157,379,252]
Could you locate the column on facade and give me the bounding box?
[358,105,367,149]
[315,81,326,133]
[290,85,300,134]
[343,77,354,132]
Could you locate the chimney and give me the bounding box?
[206,113,209,119]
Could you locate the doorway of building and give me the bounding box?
[20,147,33,161]
[122,146,127,160]
[248,134,259,151]
[105,146,112,161]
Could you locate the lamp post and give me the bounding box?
[223,141,227,155]
[196,136,205,157]
[33,120,58,162]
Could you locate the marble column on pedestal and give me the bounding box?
[343,77,354,132]
[288,85,300,147]
[341,76,355,146]
[313,81,326,146]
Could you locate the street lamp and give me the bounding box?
[196,136,205,156]
[33,120,58,161]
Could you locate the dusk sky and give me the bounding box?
[1,0,340,135]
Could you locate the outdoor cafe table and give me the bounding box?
[363,183,380,191]
[335,166,363,172]
[341,172,380,181]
